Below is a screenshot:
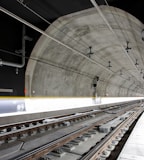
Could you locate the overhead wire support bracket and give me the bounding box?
[0,6,112,74]
[16,1,137,84]
[90,0,142,83]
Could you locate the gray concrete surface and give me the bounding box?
[47,152,81,160]
[25,6,144,97]
[69,131,106,155]
[117,112,144,160]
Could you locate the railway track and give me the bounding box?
[0,102,137,143]
[0,109,107,143]
[80,107,143,160]
[0,102,142,160]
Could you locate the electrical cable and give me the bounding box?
[103,0,144,92]
[104,0,144,91]
[0,6,113,74]
[17,0,118,75]
[0,5,143,94]
[0,48,140,94]
[93,1,144,90]
[0,48,93,78]
[104,0,140,65]
[17,0,89,50]
[90,0,142,84]
[16,0,138,85]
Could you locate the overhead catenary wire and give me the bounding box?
[85,0,143,86]
[2,4,135,90]
[17,0,118,75]
[90,0,142,80]
[0,48,93,79]
[125,14,144,76]
[90,0,143,91]
[0,5,143,93]
[104,0,144,89]
[0,48,140,94]
[104,0,140,66]
[103,1,140,82]
[16,1,139,84]
[17,0,89,50]
[0,6,113,74]
[17,0,137,84]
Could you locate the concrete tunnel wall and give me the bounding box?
[25,6,144,97]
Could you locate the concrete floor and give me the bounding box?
[117,112,144,160]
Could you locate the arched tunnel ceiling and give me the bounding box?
[25,6,144,97]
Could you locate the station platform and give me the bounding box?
[0,97,143,125]
[117,111,144,160]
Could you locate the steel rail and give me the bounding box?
[11,106,139,160]
[0,109,103,137]
[0,101,138,130]
[0,109,101,131]
[0,104,137,142]
[80,107,143,160]
[0,107,114,130]
[0,108,106,130]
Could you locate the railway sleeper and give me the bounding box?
[4,136,16,143]
[40,127,46,133]
[96,157,106,160]
[83,132,93,138]
[22,133,28,138]
[53,124,59,129]
[62,121,71,126]
[50,148,65,157]
[17,133,23,140]
[38,156,51,160]
[61,143,75,151]
[68,139,82,145]
[76,135,88,141]
[0,106,138,156]
[88,129,97,134]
